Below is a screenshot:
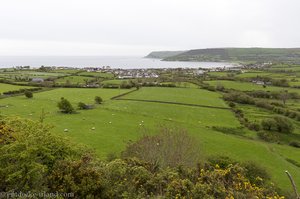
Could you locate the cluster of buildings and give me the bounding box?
[113,69,159,79]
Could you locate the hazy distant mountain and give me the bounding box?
[145,51,186,59]
[160,48,300,63]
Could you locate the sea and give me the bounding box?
[0,56,237,69]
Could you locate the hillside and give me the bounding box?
[145,50,186,59]
[162,48,300,63]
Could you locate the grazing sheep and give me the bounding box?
[91,127,95,130]
[64,129,68,132]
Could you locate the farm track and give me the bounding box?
[114,98,230,110]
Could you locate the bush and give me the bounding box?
[247,122,261,131]
[273,116,294,134]
[289,141,300,148]
[261,118,277,131]
[95,96,103,104]
[255,100,273,110]
[261,116,293,134]
[223,92,255,105]
[228,102,236,108]
[24,90,33,98]
[207,155,237,169]
[78,102,88,110]
[257,131,279,143]
[57,97,74,113]
[216,84,225,91]
[242,161,271,186]
[121,125,202,168]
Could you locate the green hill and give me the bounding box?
[145,51,186,59]
[162,48,300,63]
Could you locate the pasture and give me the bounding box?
[121,87,227,107]
[0,83,33,94]
[55,76,95,85]
[0,71,67,81]
[0,86,300,191]
[205,80,300,94]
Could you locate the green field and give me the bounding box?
[121,87,227,107]
[0,83,33,94]
[0,71,67,81]
[1,83,300,192]
[205,80,300,93]
[55,76,95,85]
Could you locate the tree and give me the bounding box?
[95,96,103,104]
[57,97,74,113]
[280,90,289,105]
[261,116,294,134]
[274,116,294,134]
[0,118,83,192]
[261,118,277,131]
[24,90,33,98]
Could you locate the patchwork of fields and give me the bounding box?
[1,86,300,191]
[205,80,300,93]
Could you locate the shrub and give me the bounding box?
[223,92,255,105]
[0,118,84,192]
[57,97,74,113]
[121,125,202,168]
[247,122,261,131]
[216,84,225,91]
[24,90,33,98]
[255,100,273,110]
[228,102,236,108]
[261,118,277,131]
[78,102,88,110]
[242,161,271,186]
[273,116,294,134]
[95,96,103,104]
[207,155,237,169]
[289,141,300,148]
[261,116,293,134]
[257,131,279,143]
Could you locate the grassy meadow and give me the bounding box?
[0,83,34,94]
[1,85,300,191]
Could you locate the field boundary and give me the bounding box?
[0,88,55,99]
[110,89,138,100]
[114,98,230,110]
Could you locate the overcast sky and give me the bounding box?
[0,0,299,56]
